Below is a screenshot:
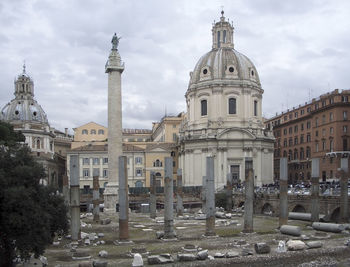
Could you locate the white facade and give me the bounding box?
[179,11,274,189]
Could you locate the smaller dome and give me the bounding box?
[1,65,49,126]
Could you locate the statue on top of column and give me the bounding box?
[111,33,121,50]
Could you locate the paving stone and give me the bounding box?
[225,251,240,258]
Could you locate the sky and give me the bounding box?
[0,0,349,133]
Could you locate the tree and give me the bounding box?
[0,122,68,267]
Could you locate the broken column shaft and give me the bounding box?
[150,171,156,219]
[118,156,129,240]
[279,158,288,227]
[243,158,254,233]
[69,155,80,241]
[311,158,320,222]
[93,175,100,223]
[62,173,70,218]
[340,158,349,223]
[201,175,207,214]
[164,157,175,239]
[205,156,215,236]
[176,168,184,216]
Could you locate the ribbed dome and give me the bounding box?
[188,48,261,90]
[1,65,49,125]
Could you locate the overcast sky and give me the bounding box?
[0,0,349,133]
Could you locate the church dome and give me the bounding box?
[1,65,49,125]
[188,11,261,91]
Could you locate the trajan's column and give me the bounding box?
[104,33,124,212]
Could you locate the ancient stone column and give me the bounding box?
[164,157,175,239]
[176,168,184,216]
[150,171,156,219]
[205,157,215,236]
[340,158,349,223]
[104,33,124,213]
[118,156,129,240]
[62,173,70,218]
[93,175,100,223]
[69,155,80,241]
[279,158,288,227]
[226,173,233,212]
[311,158,320,223]
[243,158,254,233]
[201,176,207,213]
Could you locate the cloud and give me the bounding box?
[0,0,349,133]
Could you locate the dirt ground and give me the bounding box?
[28,210,350,266]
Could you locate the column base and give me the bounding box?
[103,183,118,213]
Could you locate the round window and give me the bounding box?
[33,111,37,116]
[203,69,208,75]
[15,110,19,115]
[229,67,234,73]
[251,70,255,76]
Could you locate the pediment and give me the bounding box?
[217,127,256,140]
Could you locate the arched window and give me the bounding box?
[300,148,304,160]
[217,31,221,48]
[82,129,88,135]
[91,129,96,134]
[223,30,227,43]
[306,147,311,158]
[228,98,236,114]
[135,181,143,187]
[154,159,162,167]
[283,150,287,157]
[36,139,40,149]
[201,100,207,116]
[98,129,104,135]
[294,149,298,160]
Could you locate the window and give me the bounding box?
[315,103,319,110]
[294,137,298,145]
[154,159,162,167]
[315,130,318,137]
[301,123,304,131]
[289,114,292,119]
[283,129,287,135]
[223,30,226,43]
[294,149,298,160]
[103,169,108,178]
[307,121,311,129]
[344,111,348,120]
[93,168,99,177]
[300,135,304,144]
[322,129,326,136]
[172,133,177,142]
[135,181,143,187]
[201,100,207,116]
[342,95,349,102]
[82,129,88,135]
[307,107,311,113]
[289,127,293,134]
[91,129,96,134]
[254,100,258,116]
[344,139,348,151]
[103,157,108,164]
[228,98,236,114]
[322,140,326,151]
[344,125,348,133]
[315,118,318,127]
[300,148,304,160]
[93,158,100,165]
[322,100,326,107]
[83,169,89,177]
[294,112,298,118]
[306,147,311,158]
[217,31,220,48]
[330,139,334,152]
[306,133,311,142]
[173,124,176,128]
[283,139,287,147]
[135,157,142,164]
[294,125,298,133]
[98,129,104,135]
[289,138,293,146]
[322,115,326,124]
[173,161,176,167]
[315,143,319,152]
[300,109,304,115]
[83,158,90,165]
[284,116,287,122]
[330,127,334,134]
[330,112,333,122]
[136,169,142,177]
